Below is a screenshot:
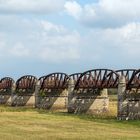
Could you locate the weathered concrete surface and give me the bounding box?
[68,88,109,114]
[117,76,140,120]
[127,99,140,119]
[36,89,68,110]
[11,93,35,107]
[0,83,15,105]
[118,98,140,120]
[0,94,12,105]
[117,76,127,120]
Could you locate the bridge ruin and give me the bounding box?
[0,68,140,120]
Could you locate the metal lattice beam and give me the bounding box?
[39,73,69,91]
[75,69,119,90]
[16,75,37,93]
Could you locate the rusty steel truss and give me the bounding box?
[116,69,136,89]
[69,73,82,85]
[0,69,140,93]
[0,77,14,93]
[39,73,69,92]
[16,75,37,93]
[74,69,119,91]
[72,69,140,91]
[128,69,140,89]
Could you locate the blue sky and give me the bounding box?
[0,0,140,79]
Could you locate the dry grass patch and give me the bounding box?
[0,106,139,140]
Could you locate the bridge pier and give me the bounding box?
[36,89,68,110]
[68,79,109,114]
[35,80,41,108]
[117,75,140,120]
[117,76,128,120]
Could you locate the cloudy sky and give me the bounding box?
[0,0,140,79]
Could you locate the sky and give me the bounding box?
[0,0,140,79]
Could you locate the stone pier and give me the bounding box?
[67,79,109,114]
[11,93,35,107]
[117,76,127,120]
[117,76,140,120]
[0,83,15,105]
[0,94,12,105]
[36,89,68,110]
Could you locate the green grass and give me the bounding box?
[0,105,139,140]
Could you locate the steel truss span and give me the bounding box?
[0,69,140,91]
[16,75,37,93]
[39,73,69,92]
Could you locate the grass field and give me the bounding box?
[0,104,139,140]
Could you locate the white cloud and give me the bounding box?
[99,0,139,17]
[64,1,82,19]
[9,42,30,57]
[0,0,65,14]
[0,13,140,71]
[40,27,80,47]
[41,21,66,34]
[0,1,140,77]
[84,22,140,61]
[0,17,81,62]
[1,16,140,64]
[39,46,80,63]
[65,0,140,28]
[38,21,81,62]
